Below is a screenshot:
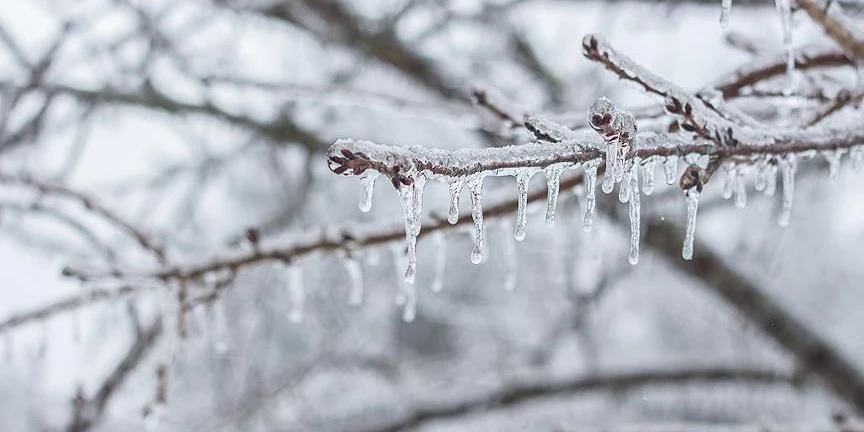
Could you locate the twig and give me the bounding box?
[797,0,864,61]
[642,218,864,414]
[67,318,163,432]
[364,366,797,432]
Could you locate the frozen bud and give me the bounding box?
[679,164,705,193]
[587,97,616,133]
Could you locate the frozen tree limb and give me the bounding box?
[642,218,864,414]
[66,317,162,432]
[364,366,797,432]
[797,0,864,61]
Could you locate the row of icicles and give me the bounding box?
[342,147,863,322]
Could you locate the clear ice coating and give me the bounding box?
[583,161,599,233]
[448,178,464,224]
[430,231,446,293]
[720,0,732,28]
[514,170,537,241]
[501,222,517,291]
[468,176,485,264]
[779,154,798,227]
[345,257,364,306]
[545,163,568,227]
[664,155,678,185]
[628,159,641,265]
[682,188,701,261]
[358,171,379,212]
[823,150,844,181]
[734,169,747,209]
[641,158,656,195]
[288,265,305,323]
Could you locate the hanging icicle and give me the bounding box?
[720,0,733,29]
[628,159,641,265]
[448,178,464,224]
[682,188,701,261]
[545,163,569,227]
[664,155,678,186]
[734,169,747,209]
[514,169,538,241]
[358,171,380,212]
[779,154,798,227]
[583,161,599,233]
[641,158,656,195]
[468,176,485,264]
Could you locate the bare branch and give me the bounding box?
[797,0,864,61]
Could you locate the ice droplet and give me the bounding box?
[430,232,446,293]
[514,170,537,241]
[448,178,464,224]
[779,155,797,227]
[683,188,701,261]
[545,163,568,227]
[358,171,379,212]
[664,155,678,185]
[641,158,656,195]
[288,265,305,323]
[468,176,485,264]
[628,159,641,265]
[583,161,599,233]
[345,257,364,306]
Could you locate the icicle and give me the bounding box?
[764,163,778,196]
[641,158,656,195]
[775,0,795,94]
[682,188,701,261]
[358,171,379,212]
[345,257,364,306]
[391,244,407,306]
[602,139,618,194]
[396,174,426,284]
[430,232,446,293]
[501,222,517,291]
[720,0,732,29]
[545,164,567,227]
[852,147,864,172]
[447,178,464,224]
[823,150,843,181]
[755,159,768,191]
[618,162,631,204]
[514,170,536,241]
[288,265,305,323]
[468,176,485,264]
[722,164,735,199]
[779,155,797,227]
[734,169,747,208]
[628,159,641,265]
[583,161,599,233]
[664,155,678,185]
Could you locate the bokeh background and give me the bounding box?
[1,0,864,431]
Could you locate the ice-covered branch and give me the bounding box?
[797,0,864,61]
[365,366,797,432]
[0,172,168,264]
[642,218,864,414]
[715,47,852,97]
